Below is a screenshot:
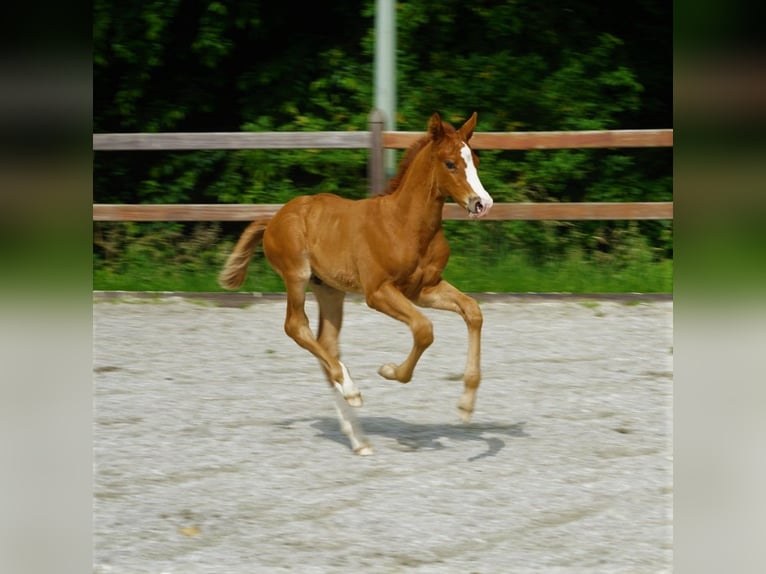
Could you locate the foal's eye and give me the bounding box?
[445,161,456,170]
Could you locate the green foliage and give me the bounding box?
[94,0,672,292]
[92,222,671,293]
[445,250,672,294]
[93,222,285,291]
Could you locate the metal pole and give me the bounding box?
[374,0,396,177]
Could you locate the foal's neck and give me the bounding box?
[387,145,444,233]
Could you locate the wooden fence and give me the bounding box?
[93,111,673,222]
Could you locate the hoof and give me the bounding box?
[346,393,363,407]
[457,392,475,422]
[378,363,398,380]
[457,403,474,423]
[334,381,363,407]
[354,444,374,456]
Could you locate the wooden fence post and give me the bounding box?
[368,108,385,195]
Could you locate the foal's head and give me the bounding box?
[428,112,493,219]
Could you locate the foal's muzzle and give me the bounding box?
[467,195,492,219]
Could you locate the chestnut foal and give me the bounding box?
[220,112,493,454]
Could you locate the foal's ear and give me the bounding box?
[429,112,445,142]
[458,112,478,142]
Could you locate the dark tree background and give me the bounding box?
[94,0,672,270]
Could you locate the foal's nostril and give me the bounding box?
[468,196,484,214]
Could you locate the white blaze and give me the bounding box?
[461,144,493,217]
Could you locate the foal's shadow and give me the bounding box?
[276,416,528,461]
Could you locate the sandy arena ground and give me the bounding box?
[94,293,673,573]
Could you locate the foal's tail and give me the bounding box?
[218,219,268,289]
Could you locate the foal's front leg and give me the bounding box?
[365,282,435,383]
[417,280,483,422]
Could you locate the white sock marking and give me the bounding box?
[331,388,369,453]
[335,361,359,398]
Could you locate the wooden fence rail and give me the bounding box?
[93,112,672,222]
[92,202,673,222]
[92,129,672,151]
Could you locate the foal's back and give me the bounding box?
[262,191,442,296]
[261,192,380,294]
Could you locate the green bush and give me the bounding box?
[93,221,671,293]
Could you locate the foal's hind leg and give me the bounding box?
[282,278,371,455]
[417,280,483,422]
[282,278,356,398]
[331,386,372,455]
[311,280,362,406]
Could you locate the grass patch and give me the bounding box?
[93,257,285,292]
[94,245,672,294]
[444,250,672,293]
[93,222,672,293]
